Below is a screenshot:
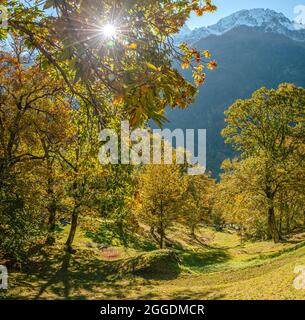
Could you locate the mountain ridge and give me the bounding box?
[176,8,305,44]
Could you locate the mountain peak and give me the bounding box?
[228,8,287,19]
[217,9,286,26]
[176,8,305,44]
[213,8,294,31]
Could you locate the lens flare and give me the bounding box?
[102,24,117,38]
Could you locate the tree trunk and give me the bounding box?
[159,200,164,249]
[286,216,291,234]
[117,220,128,247]
[190,224,196,239]
[279,208,283,236]
[268,206,280,243]
[45,160,57,245]
[265,183,280,243]
[159,227,164,249]
[65,204,80,253]
[45,202,56,245]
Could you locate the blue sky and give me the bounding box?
[188,0,305,29]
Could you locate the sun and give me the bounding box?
[102,23,117,38]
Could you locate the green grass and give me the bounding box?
[1,223,305,300]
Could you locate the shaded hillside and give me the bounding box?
[164,26,305,176]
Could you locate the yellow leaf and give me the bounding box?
[203,50,211,59]
[207,61,218,70]
[181,62,190,69]
[146,62,161,72]
[113,94,124,105]
[126,43,138,50]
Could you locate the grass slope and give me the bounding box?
[1,224,305,300]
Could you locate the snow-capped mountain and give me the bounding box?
[176,8,305,44]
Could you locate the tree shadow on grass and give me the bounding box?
[134,263,180,281]
[19,247,180,299]
[10,245,229,299]
[182,248,231,270]
[19,248,126,299]
[35,252,72,299]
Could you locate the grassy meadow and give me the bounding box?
[2,223,305,300]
